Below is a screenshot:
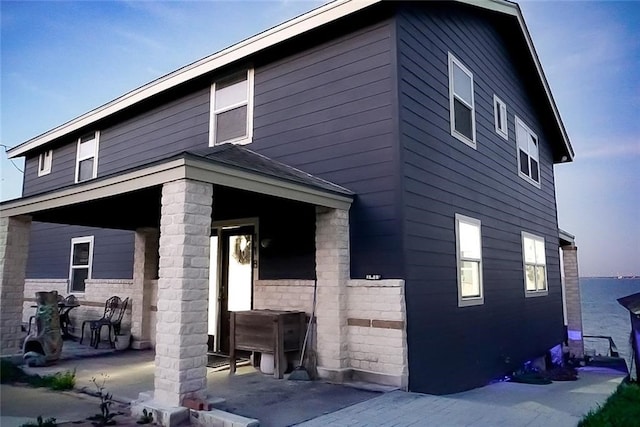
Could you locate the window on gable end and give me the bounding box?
[75,131,99,183]
[494,95,508,139]
[448,53,476,148]
[515,117,540,187]
[455,214,484,307]
[38,150,53,176]
[209,69,254,146]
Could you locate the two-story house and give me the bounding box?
[1,0,576,407]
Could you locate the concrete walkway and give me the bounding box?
[298,367,624,427]
[1,348,625,427]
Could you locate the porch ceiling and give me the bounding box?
[0,146,354,227]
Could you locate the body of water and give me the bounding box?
[580,277,640,364]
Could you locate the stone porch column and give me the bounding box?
[0,215,32,355]
[315,207,350,380]
[562,244,583,358]
[154,179,212,407]
[131,227,159,350]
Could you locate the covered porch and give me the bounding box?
[1,145,369,417]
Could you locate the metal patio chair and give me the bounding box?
[80,296,129,348]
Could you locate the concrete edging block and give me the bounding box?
[190,408,259,427]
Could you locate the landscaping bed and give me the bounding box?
[579,379,640,426]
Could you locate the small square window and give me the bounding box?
[515,117,540,187]
[522,232,547,297]
[493,95,508,139]
[448,53,476,148]
[455,214,484,307]
[209,70,254,146]
[75,131,99,183]
[38,150,53,176]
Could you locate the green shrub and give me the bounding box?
[1,358,27,383]
[579,381,640,426]
[0,359,75,391]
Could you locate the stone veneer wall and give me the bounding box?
[561,245,583,358]
[346,279,408,388]
[23,279,135,342]
[254,276,408,389]
[253,279,315,313]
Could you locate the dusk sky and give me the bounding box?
[1,1,638,277]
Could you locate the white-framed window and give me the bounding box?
[515,117,540,187]
[493,95,508,139]
[75,131,99,183]
[521,232,547,297]
[69,236,94,293]
[209,69,254,146]
[448,53,476,148]
[455,214,483,307]
[38,150,53,176]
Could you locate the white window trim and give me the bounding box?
[515,116,541,188]
[68,235,94,294]
[209,69,255,146]
[521,231,548,297]
[493,95,508,140]
[455,214,484,307]
[74,131,100,183]
[448,52,476,149]
[38,150,53,176]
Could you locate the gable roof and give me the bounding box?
[7,0,573,161]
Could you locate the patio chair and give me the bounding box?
[80,296,129,349]
[27,292,64,335]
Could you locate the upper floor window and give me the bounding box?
[209,69,254,146]
[38,150,53,176]
[493,95,508,140]
[455,214,483,307]
[515,117,540,187]
[75,131,99,183]
[448,53,476,148]
[522,232,547,297]
[69,236,94,293]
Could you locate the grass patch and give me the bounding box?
[0,359,75,391]
[579,380,640,426]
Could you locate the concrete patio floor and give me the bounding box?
[12,344,380,426]
[3,343,627,427]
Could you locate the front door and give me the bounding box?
[208,226,254,355]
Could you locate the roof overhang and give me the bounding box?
[7,0,573,161]
[559,228,575,246]
[0,156,354,218]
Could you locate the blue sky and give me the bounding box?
[1,1,638,276]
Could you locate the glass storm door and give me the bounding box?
[210,226,254,354]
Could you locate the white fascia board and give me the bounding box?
[457,0,573,160]
[7,0,380,158]
[8,0,572,161]
[0,156,353,217]
[0,159,186,217]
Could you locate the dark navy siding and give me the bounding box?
[21,16,401,280]
[22,89,210,197]
[251,19,401,278]
[26,222,134,280]
[396,3,563,394]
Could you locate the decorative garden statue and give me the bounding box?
[23,291,63,366]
